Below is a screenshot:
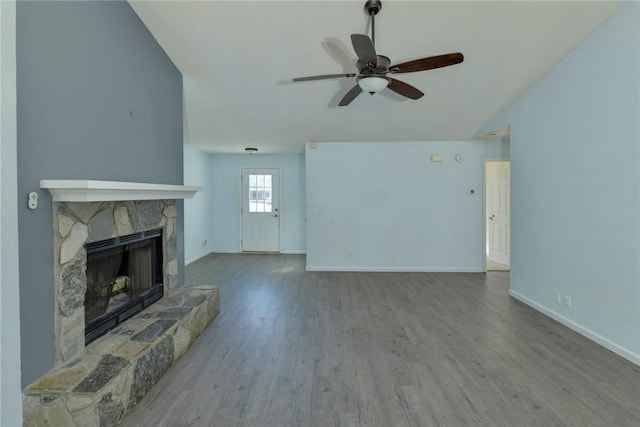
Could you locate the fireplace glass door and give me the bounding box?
[84,229,163,343]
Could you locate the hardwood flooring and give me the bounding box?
[119,253,640,426]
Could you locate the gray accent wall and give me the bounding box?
[17,0,183,386]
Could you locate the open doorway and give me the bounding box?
[485,160,511,271]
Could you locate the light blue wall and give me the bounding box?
[1,1,23,424]
[210,154,306,253]
[481,2,639,363]
[184,145,213,263]
[306,141,504,271]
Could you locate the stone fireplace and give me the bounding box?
[53,199,178,363]
[53,200,178,363]
[23,180,220,427]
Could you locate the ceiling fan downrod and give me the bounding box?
[365,0,381,46]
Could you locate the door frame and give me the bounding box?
[483,158,511,272]
[239,166,282,253]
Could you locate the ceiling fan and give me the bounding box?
[293,0,464,106]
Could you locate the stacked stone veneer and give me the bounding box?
[23,284,220,426]
[53,200,178,364]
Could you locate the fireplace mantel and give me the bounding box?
[40,179,201,202]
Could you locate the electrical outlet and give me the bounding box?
[553,290,562,303]
[563,295,572,308]
[346,251,352,260]
[201,240,208,247]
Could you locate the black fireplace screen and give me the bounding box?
[84,229,163,344]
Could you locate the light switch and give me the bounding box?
[312,208,320,216]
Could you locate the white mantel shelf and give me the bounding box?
[40,180,202,202]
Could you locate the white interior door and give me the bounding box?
[486,161,511,266]
[241,168,280,252]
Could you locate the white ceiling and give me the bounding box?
[129,0,622,154]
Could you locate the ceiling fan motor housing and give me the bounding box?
[357,55,390,74]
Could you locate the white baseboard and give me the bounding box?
[209,249,305,255]
[305,266,484,272]
[509,290,640,366]
[185,251,213,266]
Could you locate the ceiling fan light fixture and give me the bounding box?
[358,76,389,94]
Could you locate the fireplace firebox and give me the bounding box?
[84,229,163,344]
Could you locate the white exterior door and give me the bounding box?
[241,168,280,252]
[486,161,511,266]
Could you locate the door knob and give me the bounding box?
[273,214,279,218]
[489,214,495,220]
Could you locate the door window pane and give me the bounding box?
[248,174,272,213]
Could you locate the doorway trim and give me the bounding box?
[483,158,511,272]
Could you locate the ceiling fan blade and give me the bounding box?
[387,78,424,100]
[293,73,356,82]
[390,53,464,74]
[351,34,377,66]
[338,84,363,106]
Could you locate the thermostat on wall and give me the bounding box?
[430,154,443,162]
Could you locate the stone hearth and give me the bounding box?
[23,284,219,426]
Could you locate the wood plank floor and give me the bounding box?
[119,253,640,427]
